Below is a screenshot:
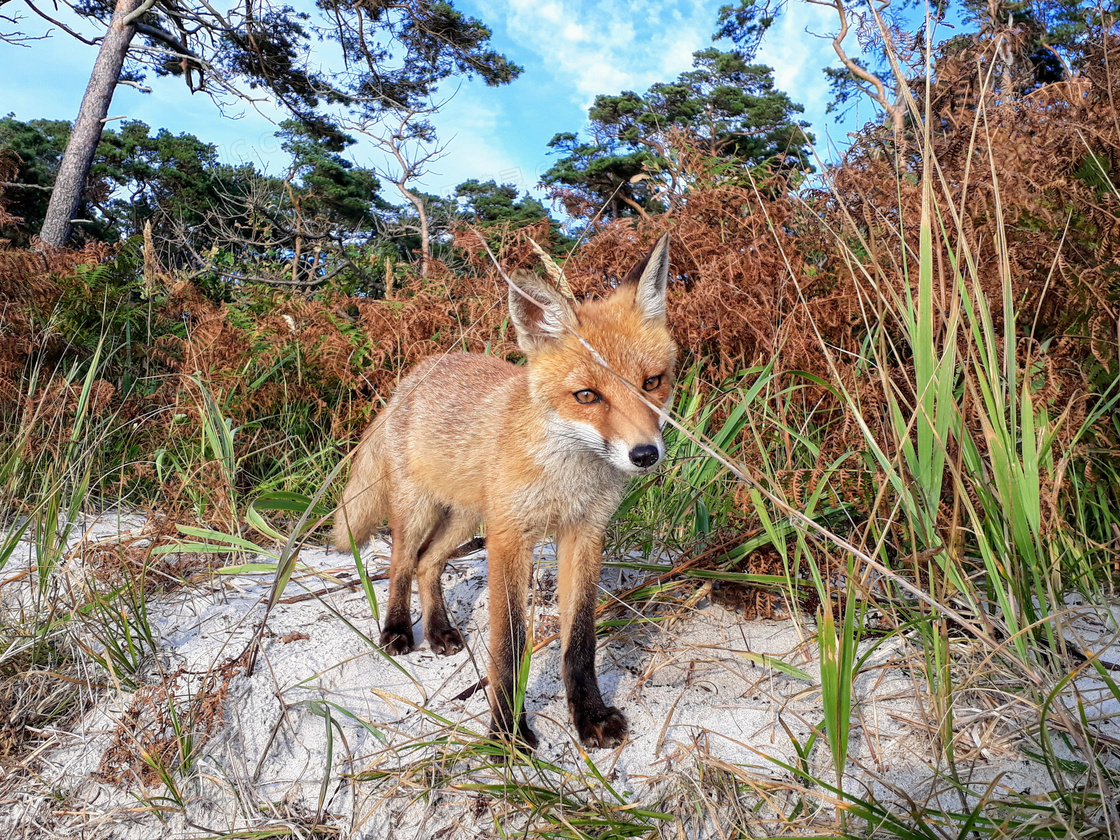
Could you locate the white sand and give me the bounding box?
[2,514,1111,838]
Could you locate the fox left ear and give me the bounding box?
[508,269,577,354]
[621,233,670,322]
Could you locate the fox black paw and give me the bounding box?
[427,625,464,656]
[575,706,628,749]
[380,626,415,656]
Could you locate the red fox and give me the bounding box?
[334,235,676,749]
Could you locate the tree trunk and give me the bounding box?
[394,184,430,279]
[415,196,430,278]
[39,0,140,247]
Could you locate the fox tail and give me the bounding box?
[333,421,390,552]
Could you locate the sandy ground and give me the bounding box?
[3,513,1116,838]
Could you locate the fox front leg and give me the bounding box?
[485,523,539,750]
[557,526,627,749]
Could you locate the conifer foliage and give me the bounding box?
[3,0,520,246]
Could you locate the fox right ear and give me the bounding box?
[508,270,576,354]
[621,233,670,322]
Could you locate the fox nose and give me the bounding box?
[629,444,660,469]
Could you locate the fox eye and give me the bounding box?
[573,389,601,404]
[642,375,663,391]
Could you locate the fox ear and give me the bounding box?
[621,233,670,322]
[508,270,577,354]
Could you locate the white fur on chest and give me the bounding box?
[509,413,628,528]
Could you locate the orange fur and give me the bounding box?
[334,234,677,748]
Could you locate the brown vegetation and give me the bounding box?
[1,35,1117,533]
[96,657,242,787]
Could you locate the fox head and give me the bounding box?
[508,234,678,476]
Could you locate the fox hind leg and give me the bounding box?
[416,509,477,656]
[381,501,443,655]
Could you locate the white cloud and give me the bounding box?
[562,22,588,42]
[757,2,840,114]
[489,0,716,107]
[421,95,525,195]
[754,3,880,152]
[349,86,530,198]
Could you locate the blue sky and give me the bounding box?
[0,0,877,202]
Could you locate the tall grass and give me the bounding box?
[568,19,1120,838]
[675,21,1120,837]
[0,262,356,819]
